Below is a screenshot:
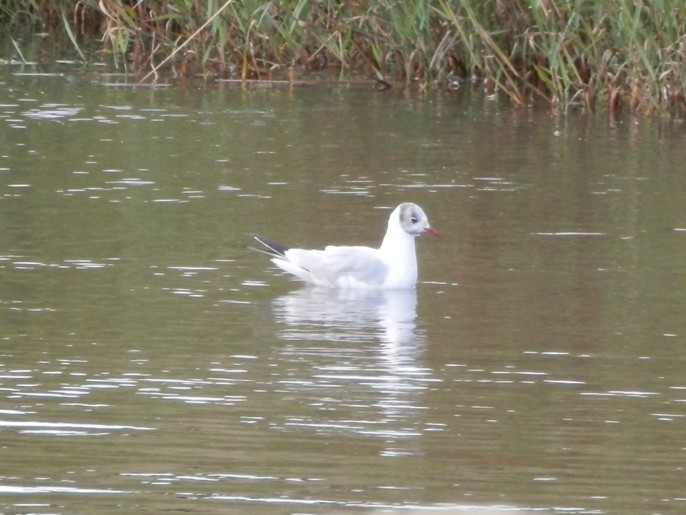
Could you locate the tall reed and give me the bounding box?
[2,0,686,115]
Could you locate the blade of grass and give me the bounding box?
[61,8,87,62]
[10,37,28,64]
[138,0,236,83]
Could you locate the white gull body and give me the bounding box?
[253,202,438,289]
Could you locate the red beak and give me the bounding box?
[425,227,440,238]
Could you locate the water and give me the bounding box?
[1,66,686,515]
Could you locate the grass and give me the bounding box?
[2,0,686,115]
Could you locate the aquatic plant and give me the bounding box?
[2,0,686,115]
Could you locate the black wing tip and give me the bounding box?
[250,235,290,258]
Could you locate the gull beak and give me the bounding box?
[425,226,440,238]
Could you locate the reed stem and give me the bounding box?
[2,0,685,115]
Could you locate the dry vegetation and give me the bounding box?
[3,0,686,115]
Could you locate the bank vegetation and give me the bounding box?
[2,0,686,115]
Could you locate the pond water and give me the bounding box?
[1,64,686,515]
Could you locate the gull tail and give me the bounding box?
[249,235,290,258]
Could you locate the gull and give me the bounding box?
[252,202,438,289]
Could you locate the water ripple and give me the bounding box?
[0,420,155,435]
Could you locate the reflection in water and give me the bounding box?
[359,507,543,514]
[272,287,420,346]
[270,288,440,455]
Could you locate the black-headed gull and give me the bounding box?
[252,202,438,289]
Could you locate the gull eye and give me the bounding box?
[410,216,418,223]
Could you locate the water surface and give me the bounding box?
[1,67,686,514]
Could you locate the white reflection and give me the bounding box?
[270,288,435,452]
[272,287,420,348]
[359,505,543,514]
[0,485,128,494]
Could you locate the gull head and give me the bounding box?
[397,202,440,238]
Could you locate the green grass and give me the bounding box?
[2,0,686,115]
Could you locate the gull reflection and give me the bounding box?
[272,287,420,346]
[270,288,436,453]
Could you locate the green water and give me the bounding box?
[1,67,685,514]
